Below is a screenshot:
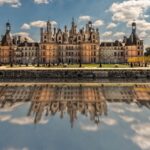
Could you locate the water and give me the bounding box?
[0,83,150,150]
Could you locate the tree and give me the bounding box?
[79,59,82,68]
[144,47,150,56]
[99,62,102,68]
[9,46,14,67]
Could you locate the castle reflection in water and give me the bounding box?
[0,84,150,127]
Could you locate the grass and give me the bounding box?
[0,64,130,69]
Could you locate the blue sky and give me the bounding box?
[0,0,150,47]
[0,99,150,150]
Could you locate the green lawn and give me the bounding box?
[2,64,130,68]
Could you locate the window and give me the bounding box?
[43,52,45,56]
[121,52,124,56]
[93,58,96,63]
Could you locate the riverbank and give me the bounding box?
[0,67,150,79]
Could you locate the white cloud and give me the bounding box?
[50,21,57,26]
[131,123,150,136]
[132,136,150,150]
[130,123,150,150]
[102,31,112,37]
[0,115,11,122]
[30,20,47,28]
[101,39,113,42]
[3,147,29,150]
[102,118,117,126]
[13,32,34,42]
[93,19,104,27]
[0,0,21,7]
[30,20,57,28]
[79,17,104,27]
[144,15,149,18]
[125,106,142,113]
[10,116,48,125]
[21,23,31,30]
[113,32,125,37]
[139,31,148,39]
[107,23,117,29]
[127,20,150,31]
[80,124,98,132]
[109,0,150,22]
[21,20,57,30]
[14,32,30,36]
[110,107,125,114]
[119,115,138,123]
[79,16,92,22]
[0,103,24,112]
[34,0,51,4]
[10,117,34,125]
[108,0,150,33]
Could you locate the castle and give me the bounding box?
[40,19,100,64]
[0,19,144,65]
[0,84,150,127]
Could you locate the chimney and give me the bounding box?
[40,28,43,42]
[18,36,21,44]
[13,36,17,45]
[54,27,56,35]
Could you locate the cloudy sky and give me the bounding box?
[0,0,150,47]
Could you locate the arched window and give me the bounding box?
[59,36,61,40]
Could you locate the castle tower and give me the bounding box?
[1,22,12,46]
[70,18,77,34]
[132,22,136,34]
[47,20,52,42]
[6,22,11,33]
[40,28,44,43]
[47,20,52,33]
[88,21,92,32]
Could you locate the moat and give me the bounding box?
[0,82,150,150]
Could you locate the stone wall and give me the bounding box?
[0,69,150,79]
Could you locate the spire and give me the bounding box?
[47,20,51,33]
[6,21,11,33]
[132,21,136,34]
[70,17,77,35]
[64,25,67,32]
[128,21,139,45]
[72,17,75,26]
[1,21,12,46]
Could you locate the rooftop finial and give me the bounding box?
[72,17,74,23]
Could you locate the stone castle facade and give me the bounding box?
[0,19,144,65]
[40,19,100,64]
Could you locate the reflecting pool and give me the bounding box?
[0,83,150,150]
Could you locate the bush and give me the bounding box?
[115,64,119,68]
[63,64,68,68]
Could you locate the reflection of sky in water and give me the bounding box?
[0,102,150,150]
[0,83,150,150]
